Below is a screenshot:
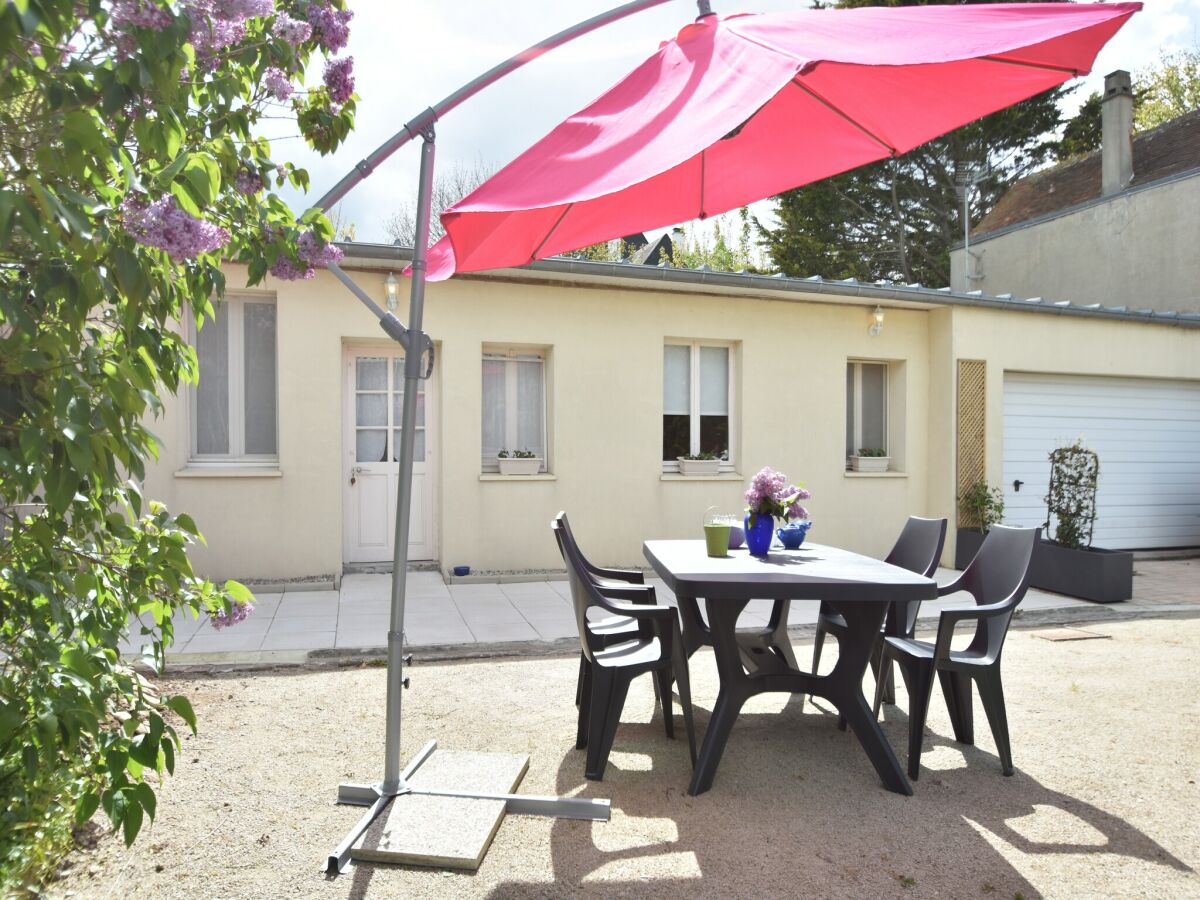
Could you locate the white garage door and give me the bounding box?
[1003,372,1200,550]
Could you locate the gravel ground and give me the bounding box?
[49,618,1199,899]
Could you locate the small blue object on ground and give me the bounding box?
[453,565,471,577]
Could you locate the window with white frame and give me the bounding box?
[663,341,735,471]
[846,360,888,461]
[482,348,547,472]
[190,295,277,464]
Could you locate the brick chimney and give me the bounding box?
[1101,70,1134,196]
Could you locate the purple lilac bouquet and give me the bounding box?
[744,466,811,528]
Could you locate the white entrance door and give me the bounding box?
[343,347,436,563]
[1002,372,1200,550]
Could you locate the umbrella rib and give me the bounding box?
[699,150,707,220]
[530,203,575,262]
[982,55,1079,77]
[791,78,898,157]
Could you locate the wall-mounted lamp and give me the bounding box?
[384,272,399,312]
[868,305,885,337]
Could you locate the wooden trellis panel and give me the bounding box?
[956,360,987,528]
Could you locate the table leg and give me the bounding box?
[688,599,751,796]
[675,590,710,658]
[822,600,912,796]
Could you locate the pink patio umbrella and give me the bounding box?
[421,2,1140,281]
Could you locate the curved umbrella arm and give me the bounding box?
[314,0,679,212]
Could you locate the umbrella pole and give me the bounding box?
[323,128,611,876]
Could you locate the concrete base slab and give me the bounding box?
[350,750,528,870]
[1030,627,1112,642]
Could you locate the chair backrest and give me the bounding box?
[957,525,1040,660]
[885,516,948,636]
[885,516,948,578]
[551,513,608,663]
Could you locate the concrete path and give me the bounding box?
[124,558,1200,666]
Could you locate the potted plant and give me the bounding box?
[677,450,722,476]
[743,467,811,557]
[1030,441,1132,604]
[955,479,1005,568]
[497,448,542,476]
[849,447,890,473]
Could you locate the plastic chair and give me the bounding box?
[874,525,1039,780]
[551,512,656,709]
[811,516,947,726]
[557,518,697,781]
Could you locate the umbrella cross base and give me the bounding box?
[327,741,611,874]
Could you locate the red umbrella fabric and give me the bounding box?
[420,2,1140,281]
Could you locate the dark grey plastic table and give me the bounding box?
[642,539,937,797]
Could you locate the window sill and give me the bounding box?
[479,473,557,482]
[660,473,743,482]
[843,471,908,479]
[175,467,282,478]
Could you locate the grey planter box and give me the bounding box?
[954,528,1131,604]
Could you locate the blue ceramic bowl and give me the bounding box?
[776,520,812,550]
[727,525,745,550]
[452,565,471,577]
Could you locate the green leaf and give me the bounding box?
[224,580,253,605]
[157,150,189,187]
[165,695,197,734]
[122,800,144,846]
[75,791,101,826]
[133,782,157,823]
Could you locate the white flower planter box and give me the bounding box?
[677,457,721,476]
[497,457,542,476]
[850,455,891,473]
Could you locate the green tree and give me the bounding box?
[761,0,1067,285]
[1135,48,1200,129]
[0,0,355,888]
[669,209,761,272]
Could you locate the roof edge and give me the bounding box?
[333,242,1200,329]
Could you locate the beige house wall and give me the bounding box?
[141,263,1200,582]
[949,174,1200,311]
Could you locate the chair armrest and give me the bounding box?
[587,562,645,584]
[595,583,657,605]
[933,602,1010,661]
[597,597,675,622]
[936,574,967,597]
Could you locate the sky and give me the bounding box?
[277,0,1200,245]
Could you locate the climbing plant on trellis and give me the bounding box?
[1044,441,1100,549]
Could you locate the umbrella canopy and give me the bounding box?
[420,2,1139,281]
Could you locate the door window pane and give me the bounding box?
[195,312,229,454]
[356,394,387,427]
[393,429,425,463]
[243,302,276,455]
[392,389,426,427]
[357,357,386,390]
[357,430,387,463]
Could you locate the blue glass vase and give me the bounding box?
[744,513,775,557]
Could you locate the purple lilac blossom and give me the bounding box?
[323,56,354,105]
[306,2,352,53]
[272,11,311,44]
[211,599,254,630]
[235,168,265,195]
[111,0,173,32]
[215,0,274,18]
[123,196,229,261]
[269,255,314,281]
[264,66,293,101]
[296,230,344,266]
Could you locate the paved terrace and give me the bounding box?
[123,558,1200,666]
